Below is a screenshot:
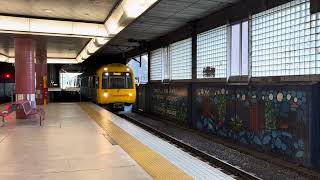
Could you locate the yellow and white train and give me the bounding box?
[80,63,136,109]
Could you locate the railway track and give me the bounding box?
[116,112,262,180]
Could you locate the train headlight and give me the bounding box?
[104,67,108,71]
[126,68,130,71]
[128,93,133,97]
[103,93,108,97]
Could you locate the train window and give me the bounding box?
[102,72,133,89]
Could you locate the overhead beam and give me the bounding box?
[0,54,78,64]
[0,15,108,38]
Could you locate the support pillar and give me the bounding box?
[36,40,47,105]
[14,38,36,118]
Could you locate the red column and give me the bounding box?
[14,38,36,118]
[36,40,47,105]
[43,56,48,105]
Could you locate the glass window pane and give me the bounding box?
[169,38,192,80]
[150,49,162,80]
[196,25,227,79]
[241,21,249,75]
[251,0,318,77]
[231,24,241,76]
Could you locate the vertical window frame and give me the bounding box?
[229,19,250,78]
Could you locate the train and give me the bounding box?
[80,63,136,109]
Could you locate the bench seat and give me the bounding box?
[13,100,45,126]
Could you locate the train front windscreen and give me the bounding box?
[102,72,133,89]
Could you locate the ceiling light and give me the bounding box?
[105,21,121,34]
[95,37,109,46]
[122,0,144,18]
[122,0,157,18]
[86,39,99,54]
[46,58,78,64]
[104,0,157,36]
[81,50,90,59]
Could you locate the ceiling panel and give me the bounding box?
[0,0,119,22]
[0,34,89,59]
[99,0,240,55]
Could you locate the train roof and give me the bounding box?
[97,63,133,73]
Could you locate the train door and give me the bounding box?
[93,75,98,101]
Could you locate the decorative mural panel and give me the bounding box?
[150,85,189,124]
[195,86,310,165]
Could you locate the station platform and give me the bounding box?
[0,102,235,180]
[0,103,151,180]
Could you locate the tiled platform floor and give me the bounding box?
[0,103,151,180]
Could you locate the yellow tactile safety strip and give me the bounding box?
[80,102,192,180]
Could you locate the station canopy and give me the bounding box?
[0,0,239,64]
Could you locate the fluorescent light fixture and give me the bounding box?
[105,20,123,35]
[46,58,78,64]
[80,50,90,60]
[122,0,157,18]
[76,56,83,63]
[86,40,99,54]
[0,15,108,37]
[76,37,110,62]
[95,37,109,46]
[104,0,156,35]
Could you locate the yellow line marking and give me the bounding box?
[80,102,192,180]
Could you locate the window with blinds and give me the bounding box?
[252,0,319,77]
[197,26,227,78]
[150,48,162,80]
[169,38,192,80]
